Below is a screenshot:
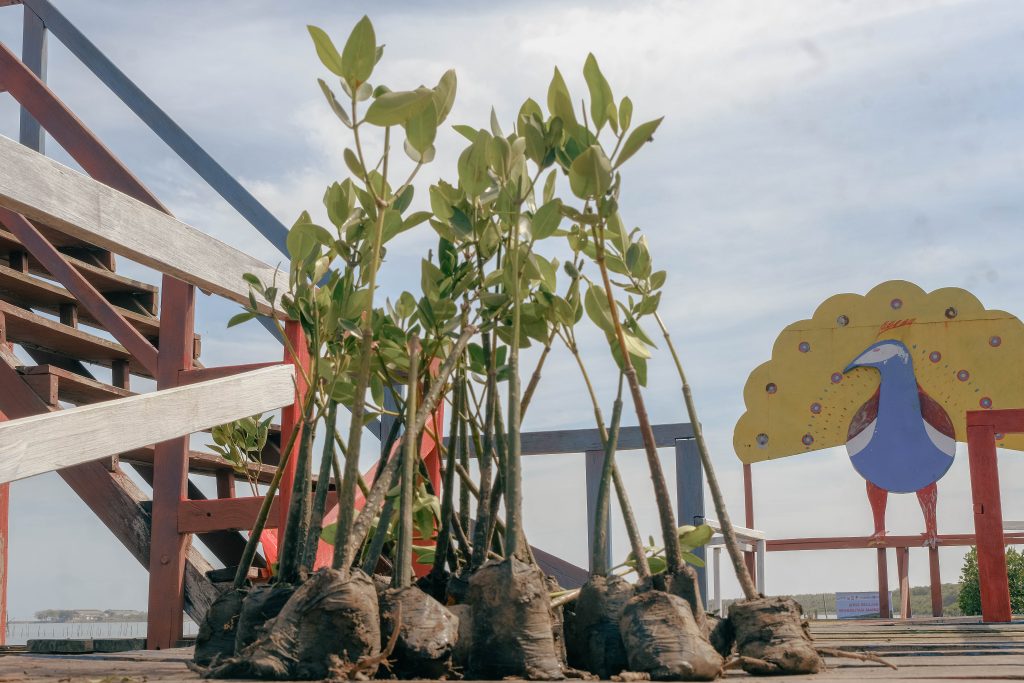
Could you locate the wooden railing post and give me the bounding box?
[896,546,911,619]
[876,548,891,619]
[966,419,1011,623]
[277,320,309,542]
[146,277,194,649]
[929,547,943,617]
[676,438,706,604]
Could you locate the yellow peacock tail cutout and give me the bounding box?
[734,280,1024,463]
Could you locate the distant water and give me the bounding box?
[4,620,198,646]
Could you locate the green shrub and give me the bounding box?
[958,546,1024,615]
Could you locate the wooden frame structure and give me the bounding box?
[0,3,712,651]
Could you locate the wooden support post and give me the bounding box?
[0,409,8,645]
[19,4,47,154]
[146,277,194,650]
[584,448,612,573]
[277,320,308,543]
[111,359,129,392]
[966,419,1011,623]
[743,462,756,583]
[216,470,235,500]
[877,548,891,619]
[58,302,77,327]
[8,251,29,274]
[676,438,706,605]
[896,547,911,619]
[929,547,943,617]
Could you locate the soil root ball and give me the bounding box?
[234,582,297,652]
[567,575,635,678]
[467,557,565,680]
[204,568,381,680]
[705,614,735,658]
[545,575,569,668]
[448,603,473,671]
[654,569,704,625]
[416,568,450,603]
[380,585,459,679]
[619,590,723,681]
[728,596,822,676]
[194,587,245,666]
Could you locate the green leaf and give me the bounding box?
[647,555,668,575]
[650,270,667,290]
[344,148,365,179]
[543,169,558,203]
[432,69,458,124]
[365,88,434,127]
[583,53,614,130]
[405,100,438,154]
[619,96,633,130]
[569,145,612,199]
[531,199,562,240]
[681,552,705,568]
[678,524,713,549]
[452,124,477,142]
[320,522,338,545]
[457,130,492,197]
[546,67,577,127]
[307,25,345,77]
[317,79,352,127]
[340,16,376,86]
[584,284,615,336]
[227,311,255,328]
[615,117,663,168]
[287,222,332,263]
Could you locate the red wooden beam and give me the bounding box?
[0,42,167,212]
[277,321,309,543]
[180,491,338,534]
[766,532,1024,552]
[896,547,911,619]
[146,277,194,650]
[0,407,7,645]
[0,208,158,375]
[178,361,280,387]
[966,418,1012,623]
[967,408,1024,433]
[929,547,943,617]
[876,548,890,619]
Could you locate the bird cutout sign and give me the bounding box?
[734,280,1024,546]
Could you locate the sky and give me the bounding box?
[1,0,1024,619]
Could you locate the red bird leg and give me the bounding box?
[916,482,939,547]
[866,481,888,546]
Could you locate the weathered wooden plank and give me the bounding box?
[767,532,1024,551]
[444,423,694,456]
[0,364,295,484]
[0,349,217,622]
[177,361,280,387]
[18,364,132,405]
[0,134,281,312]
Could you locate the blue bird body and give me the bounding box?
[844,340,955,494]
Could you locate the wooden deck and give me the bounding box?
[0,617,1019,681]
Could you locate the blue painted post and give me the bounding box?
[584,449,613,573]
[21,0,289,254]
[19,5,47,152]
[676,438,707,606]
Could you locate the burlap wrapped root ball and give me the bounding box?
[567,574,635,678]
[194,587,244,666]
[467,557,565,680]
[729,596,822,675]
[619,590,723,681]
[205,568,381,680]
[379,585,459,678]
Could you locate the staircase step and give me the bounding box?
[0,213,115,270]
[0,299,151,377]
[18,364,132,405]
[0,228,157,314]
[0,263,165,339]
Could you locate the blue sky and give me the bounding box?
[1,0,1024,618]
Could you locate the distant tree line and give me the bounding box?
[33,609,147,623]
[958,546,1024,615]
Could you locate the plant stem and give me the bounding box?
[343,325,477,568]
[520,327,555,418]
[592,375,624,575]
[505,228,524,563]
[594,238,683,574]
[278,417,315,585]
[305,401,338,570]
[471,329,497,569]
[654,311,758,600]
[230,399,308,590]
[458,378,471,546]
[567,338,650,579]
[431,373,463,576]
[334,196,388,574]
[394,335,421,588]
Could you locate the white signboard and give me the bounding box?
[835,591,887,619]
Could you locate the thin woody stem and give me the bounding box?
[654,311,758,599]
[394,335,421,588]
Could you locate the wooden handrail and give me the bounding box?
[0,364,295,484]
[0,134,281,313]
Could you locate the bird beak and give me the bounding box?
[842,361,859,374]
